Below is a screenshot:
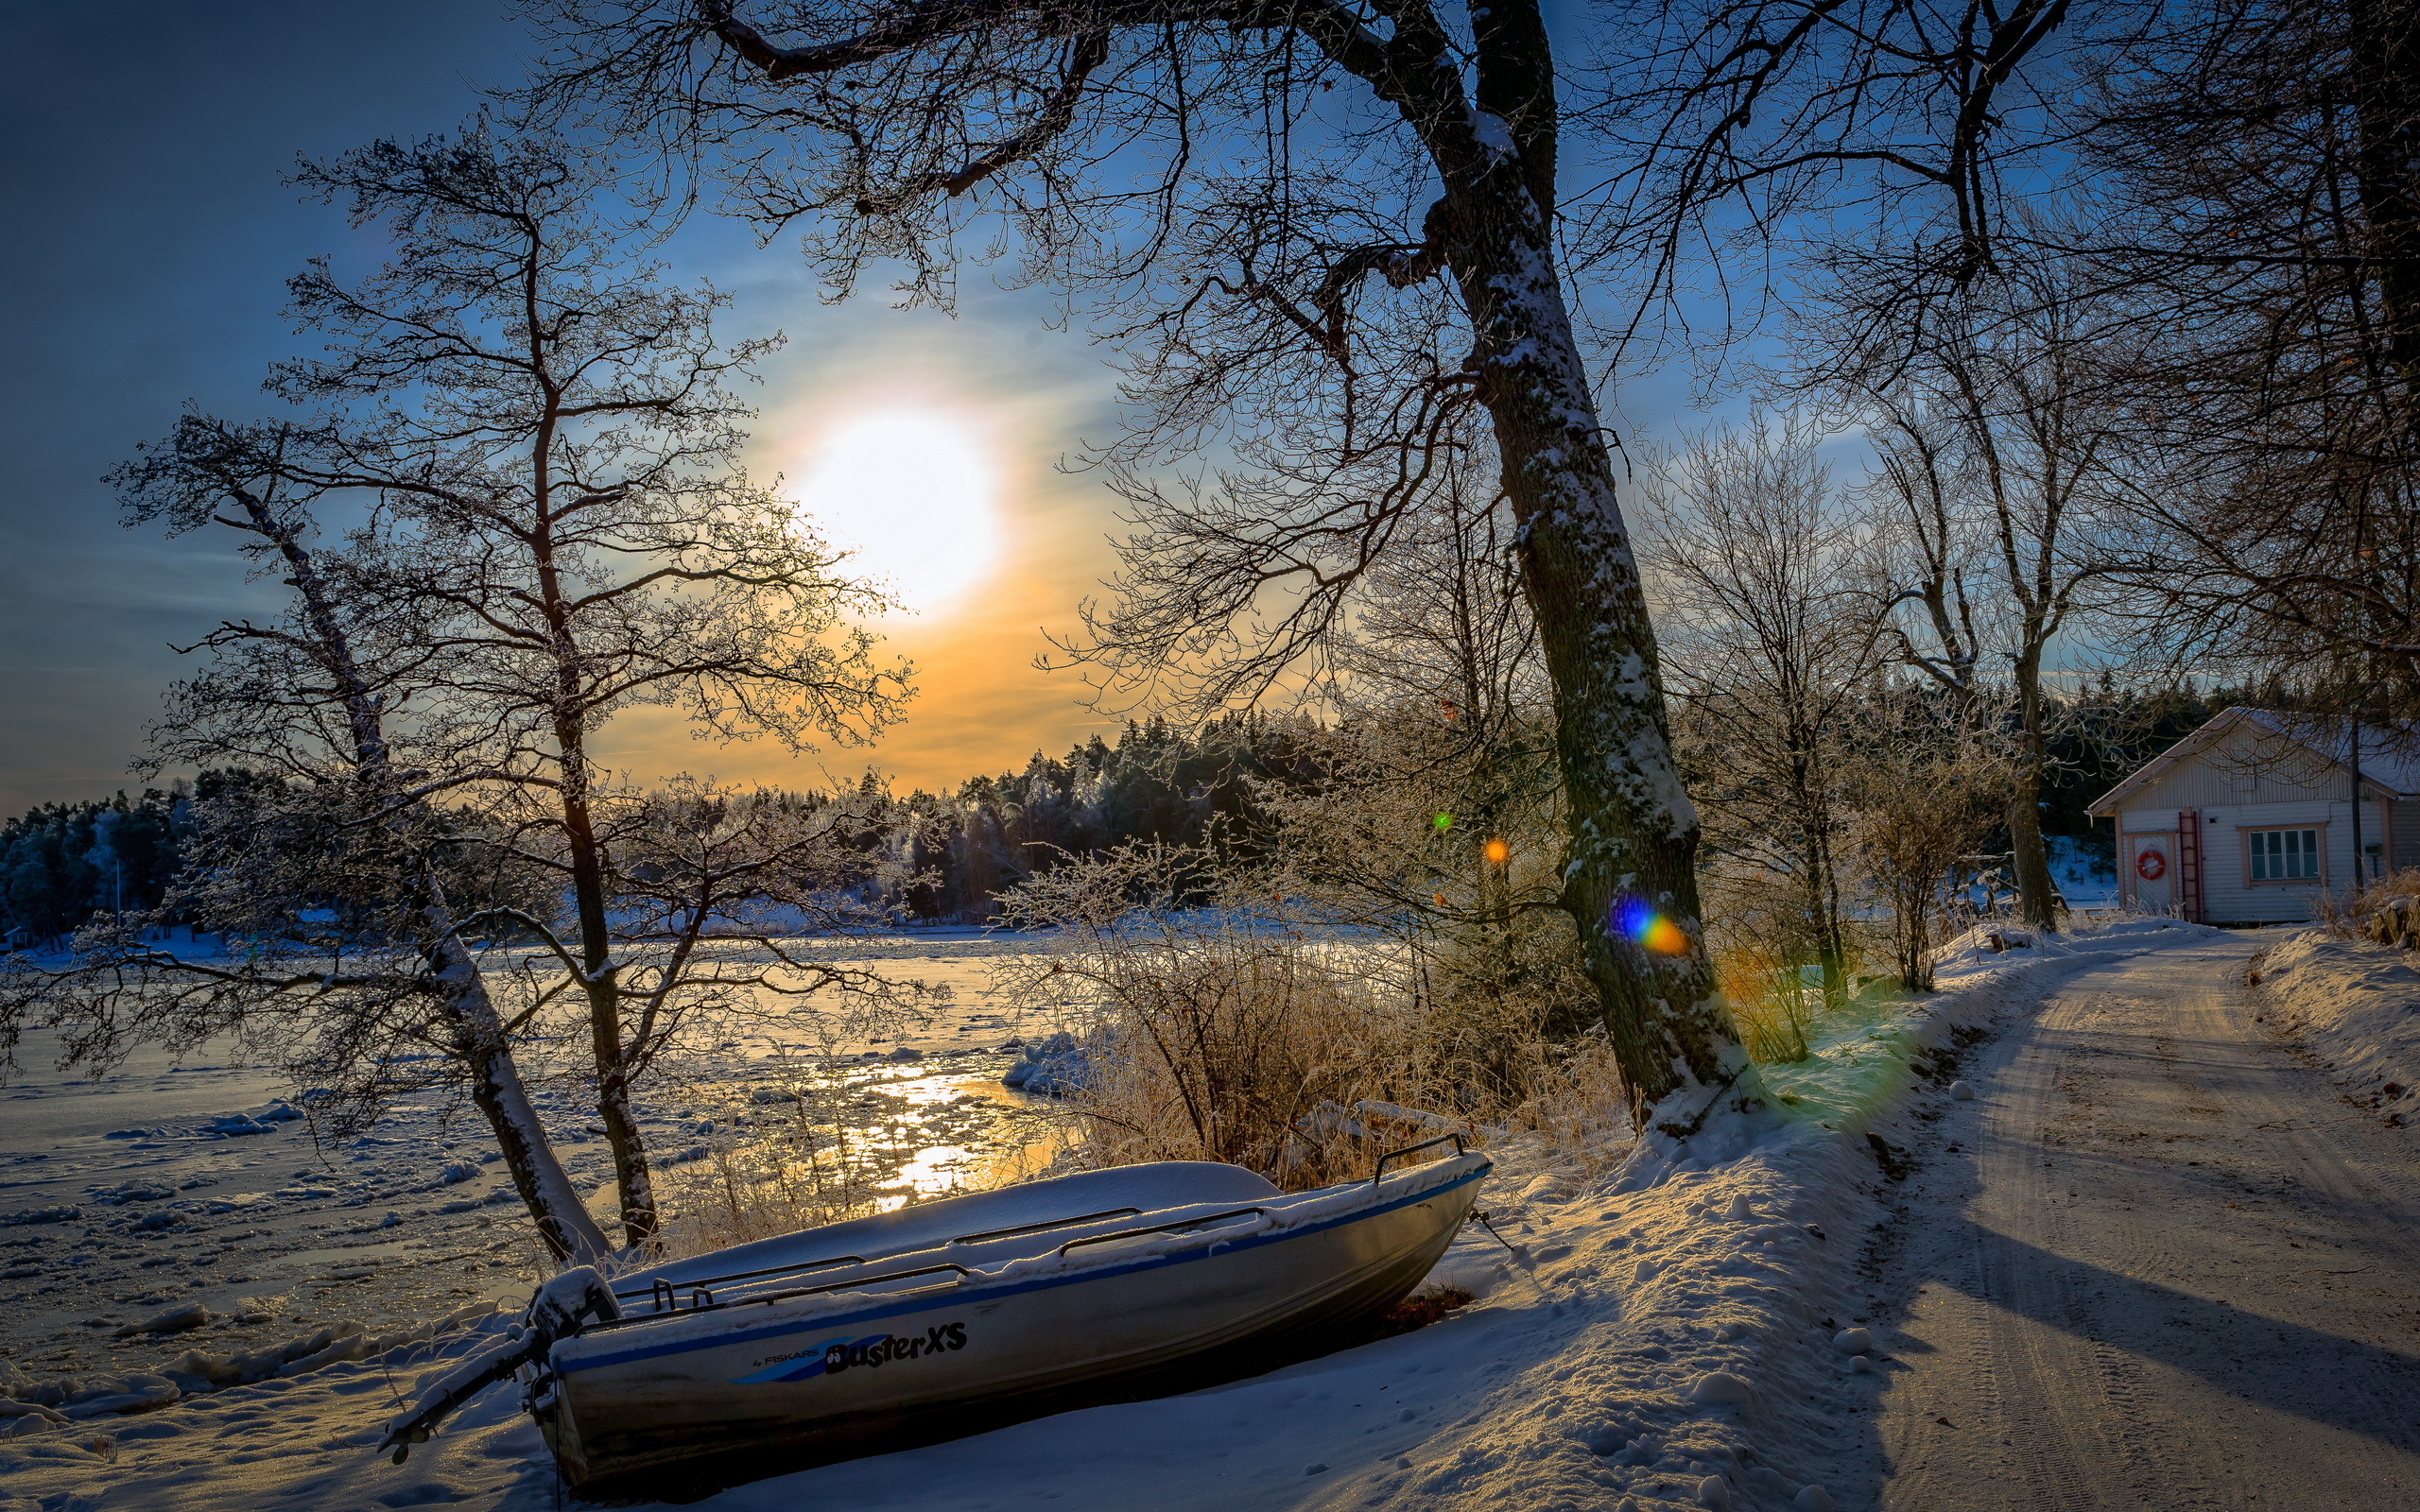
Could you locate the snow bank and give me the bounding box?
[1000,1031,1090,1096]
[2249,930,2420,1121]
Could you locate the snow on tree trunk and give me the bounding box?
[259,499,610,1266]
[1439,166,1742,1113]
[427,911,612,1267]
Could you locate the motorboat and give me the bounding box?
[383,1133,1487,1487]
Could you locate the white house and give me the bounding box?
[2085,707,2420,924]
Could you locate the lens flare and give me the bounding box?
[1610,895,1690,955]
[1432,813,1454,833]
[1482,838,1511,866]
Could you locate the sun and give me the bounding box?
[788,410,1000,616]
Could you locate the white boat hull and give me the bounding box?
[540,1152,1487,1486]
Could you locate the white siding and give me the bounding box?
[2118,798,2388,922]
[2118,722,2351,811]
[2098,716,2402,923]
[2392,799,2420,872]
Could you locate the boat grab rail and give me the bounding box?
[1372,1132,1467,1184]
[1055,1206,1268,1258]
[949,1207,1143,1246]
[759,1263,971,1307]
[611,1251,869,1307]
[587,1263,972,1331]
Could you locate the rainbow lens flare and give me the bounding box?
[1611,896,1691,955]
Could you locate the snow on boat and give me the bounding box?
[385,1134,1486,1486]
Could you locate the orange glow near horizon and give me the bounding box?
[592,379,1123,798]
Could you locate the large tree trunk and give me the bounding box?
[1439,173,1740,1116]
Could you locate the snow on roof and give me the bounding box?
[2085,706,2420,816]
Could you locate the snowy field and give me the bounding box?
[0,918,2227,1512]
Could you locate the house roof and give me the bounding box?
[2084,706,2420,817]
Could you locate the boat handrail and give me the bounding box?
[611,1252,869,1307]
[1055,1206,1268,1258]
[1371,1132,1468,1184]
[584,1261,973,1331]
[758,1263,972,1305]
[949,1207,1143,1246]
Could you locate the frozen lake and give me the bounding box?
[0,932,1068,1385]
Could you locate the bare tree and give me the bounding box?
[1858,398,1992,725]
[1814,256,2120,929]
[519,0,1763,1114]
[0,414,615,1266]
[2066,0,2420,717]
[5,129,922,1258]
[1255,461,1602,1103]
[1846,715,2010,991]
[256,129,916,1246]
[1640,418,1887,999]
[1274,455,1559,944]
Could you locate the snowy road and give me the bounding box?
[1858,934,2420,1510]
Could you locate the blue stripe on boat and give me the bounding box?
[561,1161,1489,1375]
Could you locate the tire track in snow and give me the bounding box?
[1858,936,2420,1512]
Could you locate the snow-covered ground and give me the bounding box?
[2047,835,2116,911]
[0,934,1069,1503]
[0,918,2232,1512]
[2246,929,2420,1120]
[1845,929,2420,1508]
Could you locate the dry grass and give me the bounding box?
[1031,930,1437,1191]
[1713,936,1820,1064]
[2316,868,2420,948]
[1500,1035,1637,1180]
[1010,919,1646,1193]
[650,1139,888,1260]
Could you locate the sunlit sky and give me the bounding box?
[794,411,1003,618]
[588,320,1131,798]
[0,4,1826,818]
[0,2,1134,812]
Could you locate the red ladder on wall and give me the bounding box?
[2176,809,2204,922]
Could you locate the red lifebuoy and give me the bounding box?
[2136,849,2168,881]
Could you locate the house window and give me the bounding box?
[2247,827,2323,882]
